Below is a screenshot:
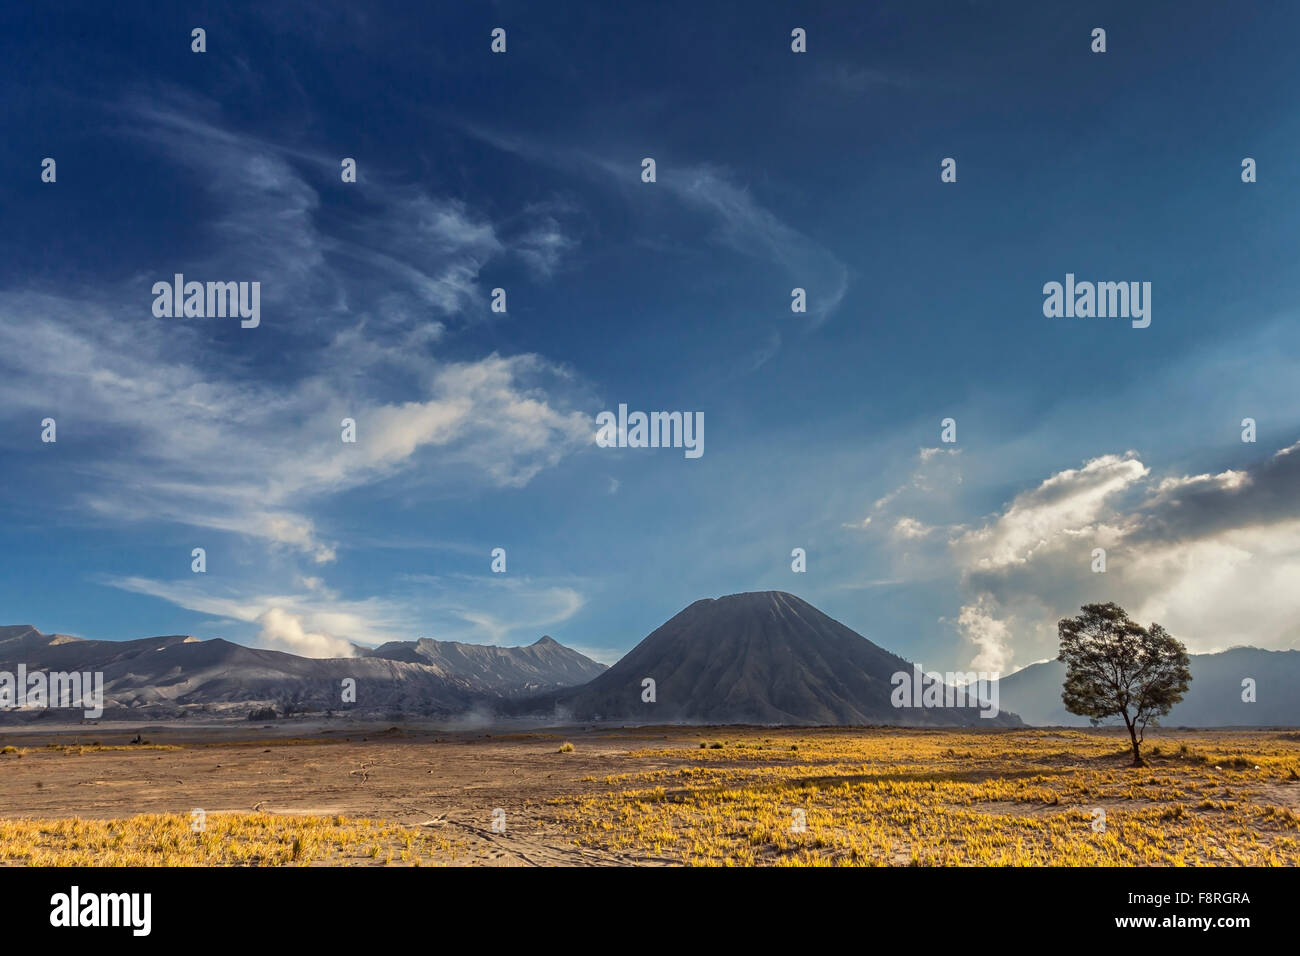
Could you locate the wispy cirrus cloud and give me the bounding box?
[461,122,850,345]
[0,289,593,562]
[661,165,848,328]
[0,91,599,653]
[1,92,595,566]
[843,446,963,531]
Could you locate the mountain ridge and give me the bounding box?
[546,590,1021,726]
[11,593,1289,727]
[360,633,607,694]
[0,626,603,721]
[997,646,1300,727]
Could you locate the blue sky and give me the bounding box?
[2,1,1298,670]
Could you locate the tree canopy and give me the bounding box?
[1058,602,1191,766]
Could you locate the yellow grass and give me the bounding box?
[0,813,466,866]
[3,728,1297,866]
[1,743,180,756]
[557,728,1300,866]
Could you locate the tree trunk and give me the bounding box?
[1124,718,1144,766]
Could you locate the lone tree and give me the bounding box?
[1058,603,1191,766]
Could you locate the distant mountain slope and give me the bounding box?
[1,626,200,670]
[550,591,1021,726]
[362,635,606,695]
[0,626,600,720]
[997,647,1300,726]
[0,627,475,719]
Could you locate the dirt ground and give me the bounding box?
[2,721,1297,866]
[0,721,693,865]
